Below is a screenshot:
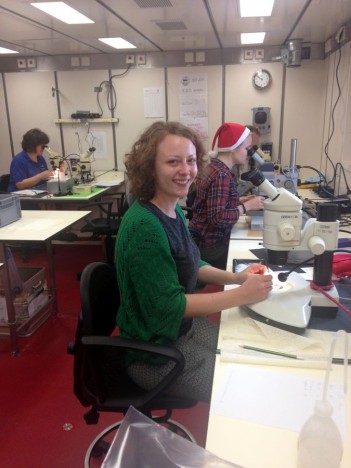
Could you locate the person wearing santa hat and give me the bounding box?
[189,122,265,270]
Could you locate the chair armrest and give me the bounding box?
[82,335,185,402]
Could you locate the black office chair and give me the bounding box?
[78,197,125,265]
[0,173,10,192]
[68,262,197,466]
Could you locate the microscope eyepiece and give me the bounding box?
[241,168,266,186]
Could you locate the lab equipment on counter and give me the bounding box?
[240,167,340,332]
[70,147,96,183]
[47,169,74,196]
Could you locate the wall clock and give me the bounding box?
[252,69,272,90]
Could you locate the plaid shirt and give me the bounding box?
[189,158,240,248]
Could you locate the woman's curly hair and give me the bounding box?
[125,121,207,201]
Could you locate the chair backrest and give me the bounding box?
[80,261,119,336]
[71,262,119,407]
[0,173,10,192]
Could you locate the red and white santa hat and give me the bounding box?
[211,122,250,153]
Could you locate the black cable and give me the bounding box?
[277,256,315,282]
[335,162,351,193]
[95,65,132,116]
[297,165,326,184]
[324,39,342,188]
[278,249,351,282]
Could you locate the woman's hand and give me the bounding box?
[240,195,265,211]
[234,272,273,305]
[40,170,54,181]
[235,263,267,284]
[239,194,256,203]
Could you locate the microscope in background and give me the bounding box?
[241,168,339,333]
[248,138,299,195]
[70,147,96,184]
[44,147,74,195]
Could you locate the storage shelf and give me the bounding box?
[54,118,119,124]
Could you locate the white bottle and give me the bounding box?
[297,400,343,468]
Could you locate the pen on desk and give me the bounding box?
[239,345,303,360]
[216,346,351,365]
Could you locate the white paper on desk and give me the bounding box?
[221,314,328,360]
[211,364,347,438]
[11,189,46,196]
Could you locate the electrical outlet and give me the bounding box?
[126,54,135,64]
[137,54,146,65]
[27,58,36,68]
[94,86,102,92]
[17,58,26,69]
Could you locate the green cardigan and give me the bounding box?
[115,200,207,347]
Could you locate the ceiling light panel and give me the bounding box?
[99,38,136,49]
[31,2,94,24]
[241,32,266,44]
[239,0,275,17]
[0,47,19,54]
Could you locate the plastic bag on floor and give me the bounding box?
[102,406,242,468]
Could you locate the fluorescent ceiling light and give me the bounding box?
[99,38,136,50]
[31,2,94,24]
[0,47,19,54]
[241,32,266,44]
[239,0,274,17]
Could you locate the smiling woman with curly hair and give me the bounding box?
[114,120,272,402]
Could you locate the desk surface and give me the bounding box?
[0,210,90,241]
[206,237,351,468]
[17,186,110,204]
[207,342,351,468]
[230,216,262,240]
[15,170,125,204]
[93,170,125,186]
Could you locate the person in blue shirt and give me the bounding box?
[8,128,53,192]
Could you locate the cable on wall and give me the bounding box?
[95,64,132,116]
[324,37,343,188]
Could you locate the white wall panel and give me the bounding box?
[56,69,115,171]
[322,43,351,195]
[4,71,59,169]
[225,63,283,162]
[284,61,327,176]
[111,67,165,171]
[167,65,223,152]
